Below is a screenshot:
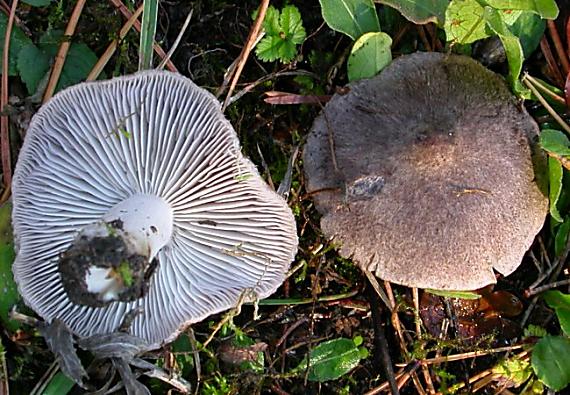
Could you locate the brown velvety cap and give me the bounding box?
[303,52,548,290]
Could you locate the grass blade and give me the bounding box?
[139,0,159,70]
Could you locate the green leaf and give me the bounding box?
[548,156,563,223]
[492,356,533,388]
[426,289,482,299]
[542,291,570,336]
[41,372,75,395]
[508,11,545,57]
[261,6,281,36]
[540,129,570,156]
[139,0,159,70]
[376,0,448,25]
[38,31,99,93]
[17,43,50,94]
[281,5,306,45]
[0,12,33,76]
[347,32,392,81]
[555,218,570,256]
[445,0,487,44]
[319,0,380,40]
[255,5,305,63]
[295,338,368,382]
[0,203,20,332]
[482,0,559,19]
[531,335,570,391]
[484,7,524,88]
[22,0,52,6]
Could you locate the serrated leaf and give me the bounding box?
[319,0,380,40]
[17,44,50,94]
[426,289,482,299]
[548,156,563,222]
[540,129,570,156]
[295,338,367,382]
[281,5,306,44]
[531,335,570,391]
[508,11,545,57]
[542,291,570,336]
[0,202,20,332]
[484,7,524,88]
[0,13,33,76]
[262,6,281,36]
[22,0,52,6]
[376,0,448,25]
[483,0,558,19]
[445,0,488,44]
[347,32,392,81]
[492,356,533,388]
[255,5,305,63]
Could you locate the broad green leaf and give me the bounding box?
[17,43,50,94]
[0,13,33,76]
[375,0,448,25]
[555,218,570,256]
[38,31,99,92]
[484,7,524,88]
[426,289,481,299]
[295,338,368,382]
[347,32,392,81]
[445,0,487,44]
[508,11,545,57]
[548,150,563,222]
[531,335,570,391]
[0,202,20,332]
[41,372,74,395]
[542,291,570,336]
[540,129,570,156]
[492,356,533,387]
[482,0,559,19]
[22,0,52,6]
[319,0,380,40]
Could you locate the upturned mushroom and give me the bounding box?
[12,71,298,347]
[303,52,548,290]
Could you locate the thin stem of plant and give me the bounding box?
[523,74,566,105]
[157,9,193,70]
[0,0,17,190]
[522,74,570,135]
[43,0,86,103]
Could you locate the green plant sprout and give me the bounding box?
[254,5,306,63]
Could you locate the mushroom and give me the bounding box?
[12,71,298,347]
[303,52,548,290]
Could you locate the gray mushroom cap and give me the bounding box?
[303,52,548,290]
[12,71,298,347]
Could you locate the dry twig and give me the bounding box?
[42,0,87,102]
[1,0,17,190]
[221,0,269,111]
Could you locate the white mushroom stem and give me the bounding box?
[102,194,174,260]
